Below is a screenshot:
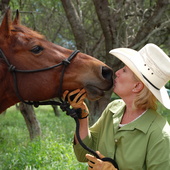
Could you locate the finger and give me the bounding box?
[87,165,92,170]
[67,89,81,102]
[86,154,97,163]
[68,89,81,97]
[63,90,69,100]
[88,160,95,167]
[80,88,86,93]
[73,89,86,102]
[88,161,94,169]
[77,93,87,103]
[96,151,105,159]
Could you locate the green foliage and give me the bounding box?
[0,106,87,170]
[157,102,170,123]
[9,0,75,48]
[166,81,170,89]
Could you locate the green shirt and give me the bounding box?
[74,99,170,170]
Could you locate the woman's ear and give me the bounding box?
[132,82,144,93]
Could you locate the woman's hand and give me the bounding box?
[63,89,89,119]
[86,151,117,170]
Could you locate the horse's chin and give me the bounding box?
[84,85,105,101]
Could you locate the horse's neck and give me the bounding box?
[0,99,16,113]
[0,90,18,113]
[0,65,19,113]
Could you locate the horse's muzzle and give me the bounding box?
[102,66,113,86]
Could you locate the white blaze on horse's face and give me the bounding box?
[0,9,113,113]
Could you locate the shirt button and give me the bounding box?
[115,139,118,143]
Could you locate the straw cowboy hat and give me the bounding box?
[109,43,170,109]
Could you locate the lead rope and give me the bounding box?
[60,105,119,169]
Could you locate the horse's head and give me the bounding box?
[0,9,113,112]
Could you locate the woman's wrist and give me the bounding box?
[78,108,89,119]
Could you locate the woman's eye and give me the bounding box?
[30,46,44,54]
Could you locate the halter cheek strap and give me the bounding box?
[0,49,80,106]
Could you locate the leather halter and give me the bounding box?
[0,49,80,106]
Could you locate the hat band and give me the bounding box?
[142,74,160,90]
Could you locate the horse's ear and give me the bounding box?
[13,9,20,25]
[0,7,12,38]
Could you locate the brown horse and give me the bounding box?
[0,9,113,113]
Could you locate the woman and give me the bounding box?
[63,43,170,170]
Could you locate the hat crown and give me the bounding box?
[139,44,170,89]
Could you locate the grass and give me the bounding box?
[0,106,87,170]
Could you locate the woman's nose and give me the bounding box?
[115,69,120,77]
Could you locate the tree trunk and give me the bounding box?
[0,0,10,22]
[52,105,60,117]
[0,0,10,15]
[88,90,112,126]
[19,103,41,140]
[61,0,87,52]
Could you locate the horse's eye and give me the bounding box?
[30,46,44,54]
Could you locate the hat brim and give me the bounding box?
[109,48,170,109]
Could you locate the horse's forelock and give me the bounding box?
[11,25,45,39]
[9,25,46,49]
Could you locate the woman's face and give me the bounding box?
[113,66,138,98]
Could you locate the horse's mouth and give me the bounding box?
[84,85,107,101]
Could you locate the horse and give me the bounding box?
[0,9,113,114]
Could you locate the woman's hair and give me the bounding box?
[133,74,157,110]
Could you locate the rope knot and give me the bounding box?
[8,65,16,72]
[60,101,70,112]
[62,59,70,66]
[60,101,78,118]
[33,101,40,108]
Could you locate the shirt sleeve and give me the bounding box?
[73,99,125,162]
[73,102,113,162]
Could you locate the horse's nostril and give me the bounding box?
[102,66,113,81]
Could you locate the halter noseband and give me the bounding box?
[0,49,80,106]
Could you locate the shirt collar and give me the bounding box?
[109,99,125,133]
[108,100,157,134]
[132,109,157,133]
[119,109,157,134]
